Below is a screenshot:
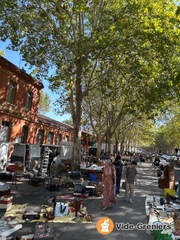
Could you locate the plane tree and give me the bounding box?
[82,75,139,156]
[83,84,156,156]
[0,0,180,168]
[164,111,180,148]
[82,0,180,156]
[122,118,156,153]
[1,0,123,168]
[156,101,180,150]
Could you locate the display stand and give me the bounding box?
[42,148,51,173]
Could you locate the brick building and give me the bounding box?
[0,56,74,144]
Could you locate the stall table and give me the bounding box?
[145,195,180,240]
[80,166,103,181]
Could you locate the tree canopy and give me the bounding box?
[0,50,5,57]
[38,91,51,114]
[0,0,180,164]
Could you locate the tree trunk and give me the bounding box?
[108,138,111,155]
[120,141,123,155]
[72,130,81,170]
[106,131,111,155]
[96,137,102,158]
[71,58,83,170]
[115,139,118,154]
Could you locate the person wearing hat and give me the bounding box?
[124,161,137,204]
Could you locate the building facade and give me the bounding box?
[0,56,74,144]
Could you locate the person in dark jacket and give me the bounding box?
[113,155,123,198]
[154,155,160,167]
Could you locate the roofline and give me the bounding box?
[38,114,74,131]
[38,114,92,135]
[0,56,44,89]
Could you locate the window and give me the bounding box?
[56,134,62,145]
[47,132,54,145]
[7,81,16,104]
[63,135,69,142]
[21,125,28,143]
[0,121,10,142]
[36,129,44,144]
[66,136,69,142]
[26,91,32,111]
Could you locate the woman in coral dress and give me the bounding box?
[102,160,116,210]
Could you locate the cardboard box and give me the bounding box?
[22,205,41,220]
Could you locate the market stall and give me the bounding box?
[145,195,180,239]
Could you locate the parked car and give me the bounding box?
[160,155,174,162]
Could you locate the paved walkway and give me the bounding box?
[8,162,165,240]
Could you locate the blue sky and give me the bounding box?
[0,40,71,122]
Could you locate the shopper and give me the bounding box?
[154,155,160,167]
[124,161,137,204]
[32,160,39,175]
[50,160,57,177]
[89,170,97,182]
[113,155,123,198]
[102,160,116,210]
